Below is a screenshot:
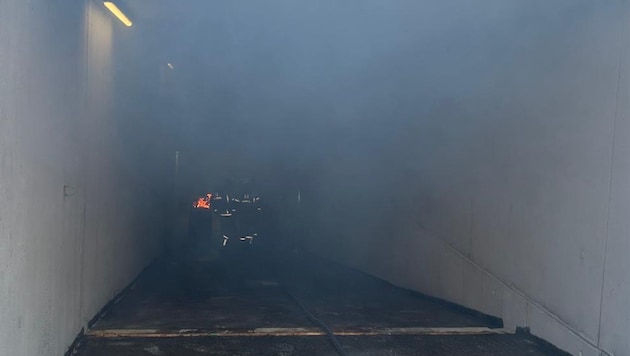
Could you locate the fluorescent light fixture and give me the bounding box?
[103,2,132,27]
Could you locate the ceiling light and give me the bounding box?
[103,2,133,27]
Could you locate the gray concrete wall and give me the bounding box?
[0,1,166,355]
[291,2,630,355]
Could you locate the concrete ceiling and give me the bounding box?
[120,0,169,21]
[119,0,209,22]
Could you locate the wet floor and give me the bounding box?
[74,243,566,355]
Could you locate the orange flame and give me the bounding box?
[192,193,212,209]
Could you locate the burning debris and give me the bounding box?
[192,193,212,209]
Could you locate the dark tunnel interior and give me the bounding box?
[2,1,630,355]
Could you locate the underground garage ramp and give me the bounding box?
[74,245,562,356]
[73,194,561,355]
[2,1,630,356]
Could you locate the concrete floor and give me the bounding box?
[74,243,567,355]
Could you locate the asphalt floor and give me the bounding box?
[74,239,567,355]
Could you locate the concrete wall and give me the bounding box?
[290,1,630,355]
[0,1,167,355]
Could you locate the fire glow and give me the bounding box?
[193,193,212,209]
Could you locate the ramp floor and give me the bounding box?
[75,246,566,355]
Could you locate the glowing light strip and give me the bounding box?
[103,2,132,27]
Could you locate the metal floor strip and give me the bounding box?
[87,326,511,338]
